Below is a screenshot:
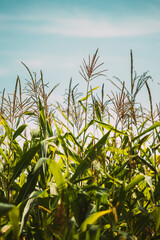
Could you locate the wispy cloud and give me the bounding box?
[1,11,160,38]
[40,16,160,38]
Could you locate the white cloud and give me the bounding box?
[39,16,160,38]
[1,11,160,38]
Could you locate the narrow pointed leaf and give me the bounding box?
[133,122,160,140]
[47,158,65,193]
[79,209,112,232]
[79,100,86,111]
[138,156,157,173]
[71,131,110,182]
[56,105,73,127]
[126,175,145,192]
[10,144,40,185]
[16,170,39,204]
[13,124,27,140]
[78,120,94,138]
[95,100,102,121]
[19,191,37,234]
[79,93,91,101]
[95,120,126,135]
[0,148,10,164]
[33,157,48,173]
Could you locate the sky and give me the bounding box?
[0,0,160,107]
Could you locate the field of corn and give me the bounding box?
[0,49,160,240]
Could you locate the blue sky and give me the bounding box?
[0,0,160,106]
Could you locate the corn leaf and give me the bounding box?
[126,175,145,192]
[10,144,40,185]
[47,158,65,193]
[71,131,110,182]
[9,207,19,240]
[79,209,112,232]
[33,157,48,173]
[13,124,27,140]
[16,170,39,204]
[133,122,160,141]
[19,191,38,234]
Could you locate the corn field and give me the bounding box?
[0,50,160,240]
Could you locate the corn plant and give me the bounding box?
[0,50,160,240]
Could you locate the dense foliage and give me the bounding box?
[0,50,160,240]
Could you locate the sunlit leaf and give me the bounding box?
[126,175,145,192]
[47,158,66,193]
[155,206,160,234]
[13,124,27,140]
[79,209,112,232]
[71,131,111,182]
[9,207,19,240]
[10,144,40,185]
[133,122,160,141]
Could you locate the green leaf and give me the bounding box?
[64,132,83,151]
[79,93,91,101]
[0,148,10,164]
[138,156,157,173]
[126,175,145,192]
[0,203,14,217]
[95,120,126,135]
[13,124,27,140]
[16,169,39,204]
[71,131,111,182]
[88,86,100,93]
[56,104,73,127]
[106,173,123,185]
[79,87,99,103]
[95,100,102,122]
[133,122,160,141]
[16,117,21,128]
[40,109,47,139]
[24,111,36,116]
[46,119,53,137]
[19,191,38,234]
[10,144,40,185]
[0,115,12,139]
[78,120,126,139]
[47,158,65,193]
[9,207,19,240]
[41,140,48,157]
[79,100,86,111]
[80,87,100,102]
[79,209,112,232]
[33,157,48,173]
[78,120,95,138]
[106,146,128,155]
